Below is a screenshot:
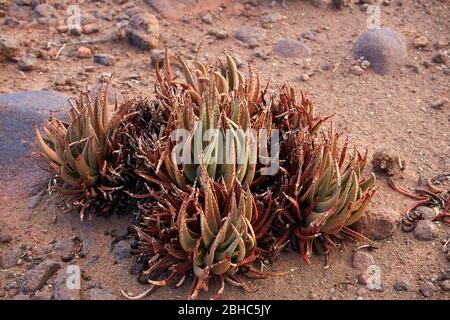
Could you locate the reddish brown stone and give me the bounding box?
[353,208,401,240]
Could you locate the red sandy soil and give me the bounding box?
[0,0,449,300]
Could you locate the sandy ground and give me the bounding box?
[0,0,449,300]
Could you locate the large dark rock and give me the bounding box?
[0,90,67,194]
[353,28,407,75]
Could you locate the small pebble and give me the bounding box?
[393,278,410,292]
[77,46,92,58]
[414,220,438,241]
[18,54,38,71]
[419,281,435,297]
[414,36,431,48]
[441,280,450,292]
[201,13,213,24]
[300,73,309,81]
[350,65,364,75]
[361,60,371,69]
[432,50,448,65]
[93,54,115,66]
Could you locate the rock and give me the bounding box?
[444,268,450,279]
[0,36,21,61]
[431,98,448,110]
[406,63,424,74]
[77,47,92,59]
[352,251,375,272]
[252,47,269,60]
[353,28,407,75]
[149,48,164,67]
[372,150,405,176]
[413,220,437,241]
[82,24,99,35]
[0,90,67,192]
[441,280,450,292]
[125,13,160,50]
[7,287,20,297]
[0,248,22,269]
[22,259,60,291]
[32,4,58,24]
[46,238,72,256]
[69,25,83,36]
[299,73,309,82]
[5,279,19,291]
[56,24,68,33]
[201,13,213,24]
[12,294,30,300]
[54,72,68,87]
[300,31,321,42]
[0,234,13,244]
[208,29,229,40]
[436,37,448,49]
[419,281,435,297]
[415,206,439,220]
[261,12,284,25]
[413,36,431,48]
[393,278,410,291]
[236,26,266,48]
[98,72,113,83]
[353,208,400,240]
[0,289,5,297]
[273,39,311,58]
[356,287,367,297]
[80,13,96,26]
[16,0,32,6]
[53,269,81,300]
[85,66,96,73]
[360,60,371,69]
[94,54,115,66]
[4,17,21,27]
[111,240,131,263]
[33,285,53,300]
[432,50,448,65]
[350,65,364,75]
[89,288,117,300]
[18,54,38,71]
[60,254,74,262]
[129,260,143,275]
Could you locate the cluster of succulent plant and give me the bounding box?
[279,126,376,265]
[34,49,376,299]
[34,84,133,219]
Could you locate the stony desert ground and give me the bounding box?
[0,0,449,300]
